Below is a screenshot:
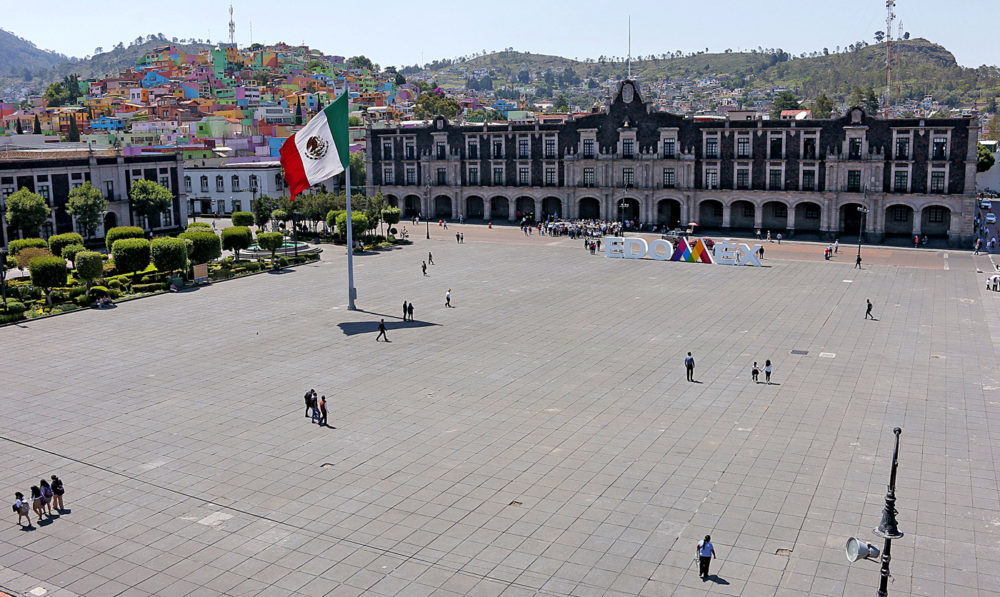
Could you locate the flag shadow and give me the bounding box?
[338,319,440,336]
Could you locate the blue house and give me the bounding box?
[493,99,518,117]
[141,71,170,88]
[90,116,125,131]
[179,84,200,99]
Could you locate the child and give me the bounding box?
[752,362,760,383]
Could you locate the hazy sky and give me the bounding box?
[5,0,997,68]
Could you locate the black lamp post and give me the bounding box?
[424,183,431,239]
[873,427,903,597]
[857,205,870,259]
[0,247,7,311]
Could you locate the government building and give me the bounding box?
[365,81,979,246]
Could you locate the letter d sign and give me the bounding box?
[623,238,648,259]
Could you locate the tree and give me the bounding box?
[978,144,996,173]
[983,115,1000,141]
[66,182,107,237]
[32,113,41,133]
[231,211,254,227]
[61,244,85,268]
[105,226,144,251]
[256,232,285,264]
[48,232,84,260]
[864,87,880,115]
[150,237,188,275]
[850,86,866,108]
[874,31,885,43]
[348,115,363,126]
[29,256,68,308]
[252,195,280,228]
[347,55,375,71]
[177,231,221,264]
[67,116,80,142]
[5,188,51,237]
[221,226,252,261]
[553,94,569,112]
[382,207,401,237]
[770,90,801,118]
[111,238,151,280]
[414,92,462,119]
[294,100,302,125]
[14,119,22,135]
[335,212,368,241]
[812,93,835,118]
[75,251,103,292]
[43,81,70,107]
[395,73,406,86]
[129,179,172,231]
[271,209,290,227]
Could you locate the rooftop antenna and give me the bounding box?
[627,16,632,79]
[228,3,236,46]
[884,0,895,118]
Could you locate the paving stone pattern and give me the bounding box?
[1,227,998,596]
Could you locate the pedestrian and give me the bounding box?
[834,239,839,254]
[684,352,695,382]
[421,261,427,276]
[758,246,764,260]
[49,476,64,512]
[376,319,389,342]
[428,252,434,265]
[914,235,920,248]
[403,301,408,321]
[460,232,464,243]
[39,480,53,517]
[855,254,862,269]
[318,395,328,427]
[407,302,414,322]
[445,289,452,308]
[456,232,460,243]
[597,239,601,251]
[866,299,875,320]
[697,535,716,579]
[776,233,782,245]
[975,239,981,255]
[13,492,30,527]
[764,360,772,384]
[310,392,320,423]
[756,229,762,240]
[304,389,315,417]
[752,362,759,383]
[30,486,44,520]
[766,230,772,243]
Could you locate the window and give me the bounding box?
[467,142,477,159]
[736,169,749,189]
[705,169,718,189]
[436,168,447,185]
[406,168,416,185]
[518,168,530,186]
[583,139,595,159]
[705,138,718,158]
[893,171,908,192]
[805,205,820,219]
[737,137,750,158]
[802,170,816,191]
[545,138,556,159]
[406,144,415,159]
[849,138,862,160]
[895,138,910,160]
[200,176,209,192]
[384,168,394,185]
[584,168,595,186]
[216,175,224,192]
[663,168,676,188]
[468,167,479,185]
[927,206,945,223]
[493,167,504,185]
[663,139,676,158]
[622,139,634,159]
[622,168,635,187]
[768,169,782,190]
[930,171,946,193]
[769,137,782,159]
[162,208,172,227]
[545,168,556,186]
[184,176,192,193]
[436,144,446,160]
[230,175,240,192]
[38,185,50,201]
[1,187,13,200]
[160,176,170,191]
[892,206,909,222]
[383,143,392,160]
[493,140,503,158]
[232,200,242,212]
[932,137,947,160]
[249,175,258,191]
[803,138,816,160]
[847,170,861,192]
[519,138,530,158]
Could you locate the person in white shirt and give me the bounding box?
[445,289,452,308]
[696,535,716,578]
[765,360,773,384]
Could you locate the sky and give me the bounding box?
[4,0,997,69]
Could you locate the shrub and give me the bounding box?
[326,210,345,231]
[29,256,68,306]
[111,238,151,278]
[277,257,289,267]
[105,226,144,251]
[150,237,188,274]
[256,232,284,262]
[48,232,84,259]
[178,231,222,264]
[88,286,109,300]
[271,209,289,223]
[107,279,122,290]
[221,226,252,260]
[16,247,52,271]
[61,243,86,267]
[335,212,369,239]
[1,300,26,315]
[8,238,47,255]
[231,211,254,227]
[186,222,212,231]
[133,282,167,294]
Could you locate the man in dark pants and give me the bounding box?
[407,302,414,322]
[304,389,315,417]
[685,352,695,382]
[403,301,408,321]
[421,261,427,276]
[697,535,716,578]
[855,254,862,269]
[376,319,389,342]
[318,395,328,427]
[866,299,875,319]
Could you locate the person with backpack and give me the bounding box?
[13,492,30,527]
[304,389,316,417]
[49,475,65,512]
[39,480,54,517]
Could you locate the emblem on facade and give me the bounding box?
[622,82,634,104]
[304,136,329,160]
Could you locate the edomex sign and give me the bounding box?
[605,237,763,266]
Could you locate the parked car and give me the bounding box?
[987,213,997,224]
[982,200,993,210]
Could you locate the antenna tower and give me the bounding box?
[627,16,632,79]
[229,3,236,46]
[884,0,895,118]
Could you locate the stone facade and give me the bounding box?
[366,81,979,246]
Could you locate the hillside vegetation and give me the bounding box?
[0,28,67,81]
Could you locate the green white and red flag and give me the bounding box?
[279,93,349,201]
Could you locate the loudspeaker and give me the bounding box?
[846,537,880,562]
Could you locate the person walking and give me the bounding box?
[855,254,862,269]
[758,246,764,260]
[445,289,452,308]
[764,360,773,384]
[304,389,315,417]
[310,393,320,423]
[865,299,875,320]
[318,396,328,427]
[776,233,782,245]
[421,261,427,276]
[376,319,389,342]
[403,301,408,321]
[684,352,695,382]
[834,239,839,254]
[697,535,716,579]
[460,232,464,243]
[30,486,45,520]
[38,480,53,517]
[407,302,414,322]
[456,232,460,244]
[766,230,772,243]
[13,492,30,527]
[751,362,760,383]
[428,252,434,265]
[49,476,64,512]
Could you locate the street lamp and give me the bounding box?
[857,205,870,259]
[424,183,431,239]
[0,247,7,311]
[873,427,904,597]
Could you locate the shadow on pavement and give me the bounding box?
[338,319,440,336]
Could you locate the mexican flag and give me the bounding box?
[279,93,350,201]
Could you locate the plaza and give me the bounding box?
[0,225,998,597]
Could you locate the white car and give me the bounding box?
[987,213,997,224]
[982,200,993,210]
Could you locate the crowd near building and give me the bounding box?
[367,80,979,246]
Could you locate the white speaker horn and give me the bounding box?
[846,537,880,562]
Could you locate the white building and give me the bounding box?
[183,160,285,215]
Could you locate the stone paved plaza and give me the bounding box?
[1,225,999,597]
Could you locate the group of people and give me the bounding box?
[454,232,465,243]
[303,389,329,426]
[13,476,65,528]
[823,240,840,260]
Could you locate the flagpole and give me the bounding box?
[345,155,356,310]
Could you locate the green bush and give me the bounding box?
[88,286,109,300]
[0,300,26,315]
[150,237,188,274]
[178,231,222,264]
[231,211,254,227]
[133,282,167,294]
[107,279,122,290]
[48,233,84,258]
[61,243,86,267]
[186,222,212,231]
[111,238,151,277]
[256,232,284,261]
[221,226,252,260]
[326,210,345,231]
[105,226,145,251]
[271,209,289,223]
[8,238,47,255]
[278,257,289,267]
[28,256,68,305]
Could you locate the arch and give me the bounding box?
[656,199,681,229]
[839,202,865,239]
[384,194,399,208]
[490,196,509,220]
[578,197,600,220]
[884,204,914,238]
[542,197,562,220]
[403,194,421,218]
[761,201,788,232]
[515,196,535,221]
[921,205,951,240]
[794,201,822,233]
[617,198,640,224]
[103,211,118,233]
[466,196,485,219]
[698,200,724,229]
[729,200,755,230]
[434,195,453,219]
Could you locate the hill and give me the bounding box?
[0,28,67,80]
[48,39,213,82]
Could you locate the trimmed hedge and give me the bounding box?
[178,230,222,264]
[111,238,151,276]
[186,222,212,231]
[151,237,188,274]
[75,251,103,286]
[221,226,252,260]
[133,282,167,294]
[29,256,68,299]
[1,300,26,315]
[61,243,86,266]
[105,226,144,251]
[256,232,284,260]
[48,233,84,258]
[8,238,47,255]
[231,211,254,227]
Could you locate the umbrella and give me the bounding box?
[687,222,698,226]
